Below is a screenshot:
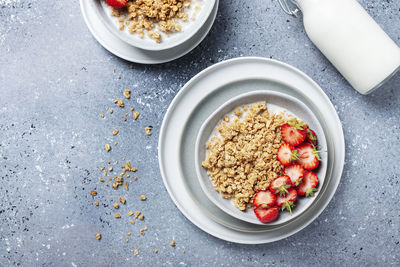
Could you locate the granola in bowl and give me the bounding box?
[201,102,290,211]
[104,0,207,44]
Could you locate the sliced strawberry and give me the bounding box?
[106,0,127,9]
[254,206,279,223]
[306,128,318,146]
[276,188,297,206]
[296,143,325,170]
[276,188,297,214]
[269,175,291,196]
[253,190,276,208]
[297,170,319,196]
[284,164,305,186]
[277,143,300,166]
[281,121,307,146]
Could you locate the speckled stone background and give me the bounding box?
[1,0,399,266]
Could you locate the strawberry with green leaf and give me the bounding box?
[297,170,319,196]
[284,164,304,186]
[277,143,300,166]
[269,175,292,196]
[296,143,326,170]
[281,120,307,146]
[306,128,318,146]
[276,188,297,215]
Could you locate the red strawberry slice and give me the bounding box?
[277,143,300,166]
[253,190,276,208]
[254,206,279,223]
[281,121,307,146]
[269,175,291,196]
[284,164,305,186]
[297,170,319,196]
[296,143,325,170]
[276,188,297,214]
[306,128,318,146]
[106,0,127,9]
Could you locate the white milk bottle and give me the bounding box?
[279,0,400,95]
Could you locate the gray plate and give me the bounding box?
[158,57,345,243]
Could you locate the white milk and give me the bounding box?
[295,0,400,94]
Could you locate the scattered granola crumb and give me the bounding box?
[134,176,138,181]
[170,240,175,247]
[108,167,113,172]
[114,142,118,145]
[181,249,185,253]
[113,203,119,209]
[123,89,131,99]
[114,213,121,218]
[100,113,105,118]
[133,249,139,256]
[139,214,144,220]
[110,197,113,201]
[105,144,111,152]
[99,177,105,182]
[109,109,113,114]
[130,220,135,225]
[154,248,158,253]
[145,126,152,135]
[117,74,121,79]
[128,211,134,216]
[125,237,129,242]
[119,197,126,204]
[133,112,140,120]
[90,190,97,196]
[135,211,141,219]
[140,195,146,201]
[94,201,99,206]
[127,232,131,236]
[113,68,116,73]
[96,233,101,240]
[123,117,127,121]
[112,129,119,136]
[130,107,134,111]
[116,99,124,107]
[124,182,129,191]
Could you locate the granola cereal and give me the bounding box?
[111,0,193,43]
[96,233,102,240]
[201,102,288,211]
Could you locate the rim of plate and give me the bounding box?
[95,0,216,51]
[194,90,328,226]
[79,0,219,64]
[158,57,345,244]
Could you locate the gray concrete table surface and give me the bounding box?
[1,0,399,266]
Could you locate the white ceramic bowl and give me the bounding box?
[92,0,216,51]
[195,91,328,225]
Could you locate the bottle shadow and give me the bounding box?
[362,69,400,110]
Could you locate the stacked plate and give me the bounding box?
[158,57,345,244]
[80,0,218,64]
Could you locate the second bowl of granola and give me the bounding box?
[93,0,217,51]
[195,90,328,225]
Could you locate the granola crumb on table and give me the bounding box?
[201,101,292,211]
[96,233,101,240]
